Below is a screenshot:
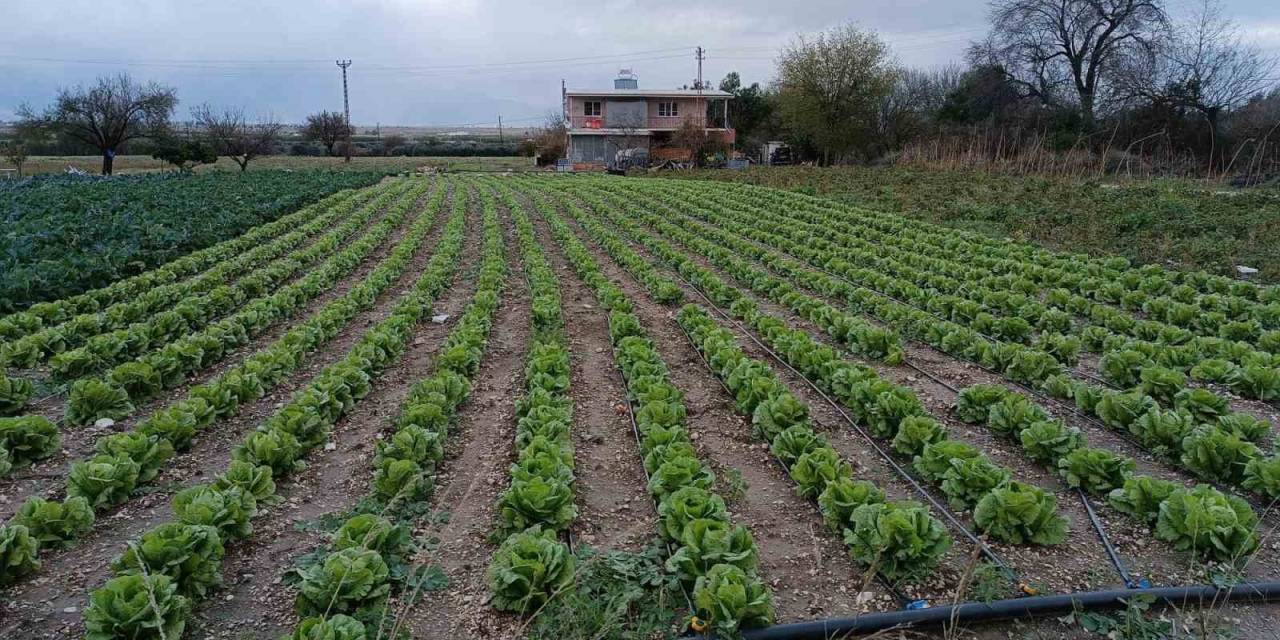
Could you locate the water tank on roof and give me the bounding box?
[614,68,638,90]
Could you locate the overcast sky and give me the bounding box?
[3,0,1277,127]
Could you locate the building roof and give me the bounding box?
[565,88,732,98]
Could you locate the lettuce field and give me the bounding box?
[0,174,1278,639]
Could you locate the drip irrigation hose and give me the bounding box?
[1076,488,1146,589]
[716,581,1280,640]
[672,317,913,609]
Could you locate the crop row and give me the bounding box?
[542,180,1073,548]
[278,180,509,639]
[0,179,454,585]
[61,181,431,428]
[570,180,1280,503]
[73,176,490,639]
[484,183,579,616]
[0,186,380,373]
[524,183,774,635]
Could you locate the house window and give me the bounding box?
[657,101,679,117]
[583,101,602,117]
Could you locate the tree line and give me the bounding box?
[3,74,364,175]
[720,0,1278,181]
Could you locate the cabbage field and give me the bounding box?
[0,174,1278,639]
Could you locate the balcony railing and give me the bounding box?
[569,115,723,130]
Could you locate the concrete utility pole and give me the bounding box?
[336,59,353,163]
[695,46,705,129]
[498,114,503,143]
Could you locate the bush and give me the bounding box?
[973,481,1068,545]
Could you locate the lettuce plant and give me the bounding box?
[657,486,728,541]
[285,616,367,640]
[0,524,40,584]
[1173,388,1231,424]
[0,415,60,467]
[1129,408,1195,458]
[647,455,714,500]
[1180,426,1261,484]
[172,485,257,540]
[113,523,225,598]
[1216,414,1271,443]
[295,547,391,616]
[890,416,947,457]
[1107,475,1178,523]
[11,496,94,548]
[817,477,885,533]
[66,379,134,426]
[1190,359,1237,383]
[866,387,926,439]
[769,424,827,467]
[691,564,773,636]
[67,454,142,508]
[83,574,190,640]
[212,460,277,503]
[1099,350,1148,387]
[1096,391,1156,431]
[332,514,412,560]
[1138,366,1187,405]
[1058,448,1134,494]
[954,384,1008,424]
[751,392,809,442]
[914,440,981,483]
[498,475,576,534]
[666,518,758,582]
[95,432,175,483]
[1155,485,1259,561]
[1243,455,1280,498]
[0,374,34,415]
[788,447,852,498]
[1018,420,1084,465]
[986,394,1047,439]
[940,456,1011,510]
[486,526,575,614]
[973,481,1068,545]
[844,501,951,580]
[1228,365,1280,401]
[373,458,431,505]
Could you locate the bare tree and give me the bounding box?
[302,111,350,156]
[193,105,283,171]
[2,140,28,177]
[1162,0,1277,128]
[975,0,1169,126]
[17,73,176,174]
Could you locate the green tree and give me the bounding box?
[776,24,899,164]
[719,72,775,147]
[150,136,217,173]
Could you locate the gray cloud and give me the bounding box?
[2,0,1275,125]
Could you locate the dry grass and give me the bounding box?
[15,154,535,176]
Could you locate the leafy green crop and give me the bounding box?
[487,526,575,614]
[1180,426,1261,484]
[1107,475,1178,523]
[0,374,34,415]
[940,456,1011,510]
[1155,485,1259,561]
[1059,448,1135,494]
[657,486,728,542]
[914,440,981,483]
[974,481,1068,545]
[0,415,60,467]
[83,573,190,640]
[11,496,94,548]
[284,615,368,640]
[788,447,852,498]
[172,485,257,540]
[691,564,774,636]
[113,523,225,598]
[1019,420,1084,465]
[67,454,142,508]
[890,416,948,456]
[67,379,134,426]
[1129,408,1196,458]
[954,384,1008,424]
[498,475,576,535]
[295,547,391,616]
[0,524,40,584]
[844,501,951,580]
[817,477,885,533]
[666,519,758,583]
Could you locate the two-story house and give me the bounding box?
[564,70,733,167]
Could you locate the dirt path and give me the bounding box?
[0,182,434,516]
[520,197,656,553]
[403,212,529,640]
[0,183,461,638]
[188,192,485,640]
[539,200,875,623]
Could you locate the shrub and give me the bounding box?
[973,481,1068,545]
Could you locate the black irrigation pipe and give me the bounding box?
[721,581,1280,640]
[1077,488,1146,589]
[672,316,914,609]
